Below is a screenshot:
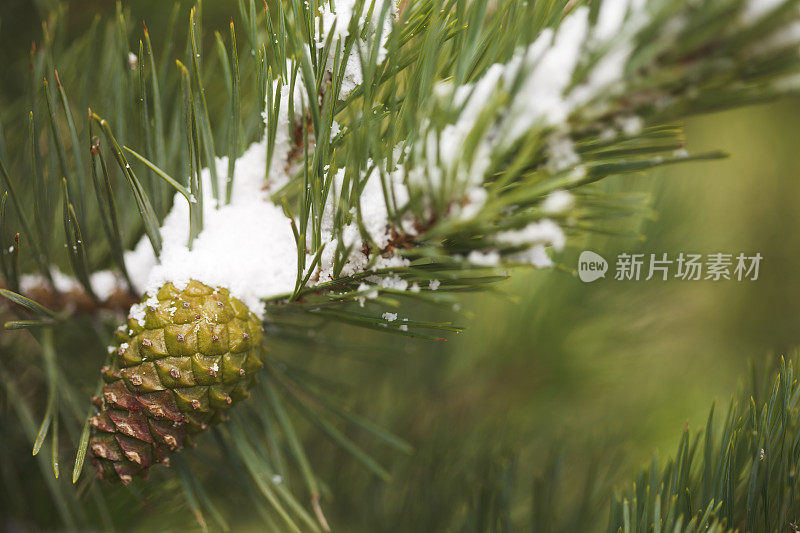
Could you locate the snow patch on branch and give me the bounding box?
[468,250,501,267]
[545,134,581,173]
[503,8,589,141]
[593,0,647,43]
[315,0,395,98]
[750,19,800,55]
[743,0,787,21]
[117,69,410,316]
[497,219,566,251]
[20,269,127,303]
[262,81,301,192]
[70,0,594,315]
[121,136,298,318]
[541,190,574,214]
[315,164,411,285]
[494,219,566,268]
[411,2,649,196]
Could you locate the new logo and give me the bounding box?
[578,251,608,282]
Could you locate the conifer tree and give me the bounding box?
[2,0,800,530]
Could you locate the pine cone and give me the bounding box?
[88,280,264,484]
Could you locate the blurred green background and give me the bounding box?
[2,1,800,530]
[319,100,800,529]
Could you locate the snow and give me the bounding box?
[744,0,786,20]
[137,149,298,318]
[599,127,617,141]
[52,269,80,293]
[19,274,48,295]
[459,187,488,220]
[28,0,585,317]
[26,0,789,317]
[616,115,644,136]
[541,190,574,214]
[403,7,599,190]
[144,294,159,310]
[358,169,408,249]
[468,250,501,267]
[314,0,395,97]
[113,58,413,318]
[503,9,589,143]
[108,82,304,318]
[497,219,566,253]
[90,271,126,301]
[129,303,146,326]
[594,0,633,43]
[355,282,378,307]
[750,19,800,54]
[545,134,581,173]
[379,275,408,291]
[593,0,647,42]
[397,3,631,210]
[568,44,632,108]
[20,268,125,301]
[435,64,506,185]
[381,312,397,322]
[315,163,411,286]
[509,244,554,268]
[569,0,651,111]
[262,82,298,192]
[418,2,644,184]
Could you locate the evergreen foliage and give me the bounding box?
[1,0,800,530]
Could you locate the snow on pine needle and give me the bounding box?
[9,0,800,327]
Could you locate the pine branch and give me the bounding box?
[282,0,800,319]
[1,0,800,530]
[6,0,797,331]
[517,356,800,532]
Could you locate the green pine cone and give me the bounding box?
[88,280,265,484]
